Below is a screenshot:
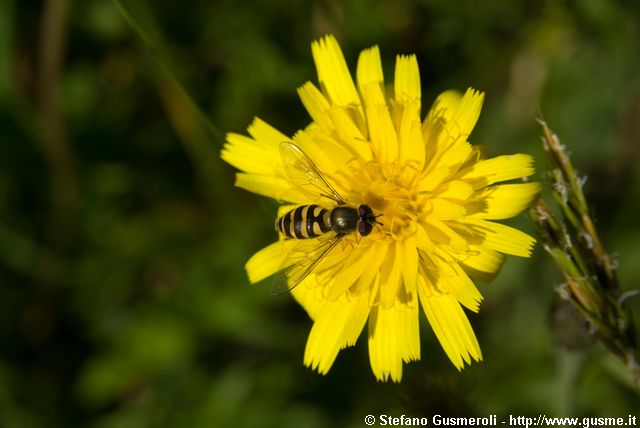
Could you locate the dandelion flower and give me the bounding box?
[222,35,540,382]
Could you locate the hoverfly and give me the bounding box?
[272,142,382,295]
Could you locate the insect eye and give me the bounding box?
[358,220,373,236]
[359,205,372,217]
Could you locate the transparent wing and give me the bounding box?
[280,142,345,204]
[271,235,343,295]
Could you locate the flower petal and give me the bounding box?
[368,300,420,382]
[400,237,419,295]
[460,246,506,282]
[453,218,536,257]
[327,107,372,161]
[291,274,324,320]
[304,290,370,374]
[368,305,400,381]
[436,139,473,170]
[450,88,484,140]
[428,88,484,141]
[468,182,542,219]
[430,90,462,123]
[459,154,536,185]
[421,141,473,191]
[422,218,468,252]
[292,128,350,177]
[235,173,305,203]
[342,291,372,347]
[427,250,483,312]
[362,82,398,163]
[434,180,474,201]
[245,240,297,284]
[354,242,388,294]
[397,100,425,167]
[311,35,361,108]
[379,242,402,309]
[394,54,421,106]
[325,244,374,300]
[414,223,435,252]
[222,117,288,174]
[429,199,465,220]
[418,282,482,369]
[298,82,333,130]
[397,296,421,363]
[222,133,277,175]
[356,45,384,95]
[419,165,450,193]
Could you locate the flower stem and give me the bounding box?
[531,120,640,386]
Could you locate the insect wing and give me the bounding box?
[280,142,345,204]
[271,236,342,295]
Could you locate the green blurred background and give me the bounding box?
[1,0,639,426]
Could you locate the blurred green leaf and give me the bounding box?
[1,0,639,426]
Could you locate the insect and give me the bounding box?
[272,142,382,295]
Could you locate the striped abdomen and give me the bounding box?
[277,205,331,239]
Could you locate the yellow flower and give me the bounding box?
[222,35,540,382]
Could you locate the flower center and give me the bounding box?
[338,159,423,240]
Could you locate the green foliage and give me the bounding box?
[1,0,639,426]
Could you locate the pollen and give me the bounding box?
[341,158,422,241]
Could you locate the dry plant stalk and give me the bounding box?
[530,120,640,385]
